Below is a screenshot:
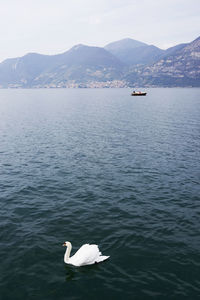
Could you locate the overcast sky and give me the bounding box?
[0,0,199,62]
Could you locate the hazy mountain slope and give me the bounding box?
[0,53,60,86]
[32,45,126,87]
[105,38,164,65]
[126,36,200,87]
[0,45,125,87]
[164,43,188,57]
[117,45,164,65]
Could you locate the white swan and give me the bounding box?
[63,241,110,266]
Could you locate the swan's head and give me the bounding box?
[62,241,71,247]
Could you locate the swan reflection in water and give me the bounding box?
[65,263,101,282]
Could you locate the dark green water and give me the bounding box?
[0,88,200,300]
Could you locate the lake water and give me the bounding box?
[0,88,200,300]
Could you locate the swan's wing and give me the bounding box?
[69,244,102,266]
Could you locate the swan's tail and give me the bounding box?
[95,255,110,263]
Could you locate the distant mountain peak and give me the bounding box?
[104,38,163,66]
[71,44,86,51]
[105,38,148,51]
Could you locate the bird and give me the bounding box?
[62,241,110,267]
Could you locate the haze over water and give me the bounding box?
[0,88,200,299]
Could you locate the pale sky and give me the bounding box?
[0,0,199,62]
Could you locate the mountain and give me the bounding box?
[105,38,164,65]
[0,37,199,88]
[125,36,200,87]
[0,45,126,88]
[105,38,147,53]
[114,45,164,65]
[0,53,55,86]
[163,43,188,57]
[33,45,126,87]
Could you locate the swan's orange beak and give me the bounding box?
[62,242,66,246]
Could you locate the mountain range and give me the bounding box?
[0,36,199,88]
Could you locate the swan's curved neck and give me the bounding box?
[64,242,72,262]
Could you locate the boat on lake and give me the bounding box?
[131,91,147,96]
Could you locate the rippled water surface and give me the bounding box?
[0,88,200,299]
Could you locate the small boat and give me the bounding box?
[131,91,147,96]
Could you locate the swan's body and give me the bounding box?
[63,241,110,266]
